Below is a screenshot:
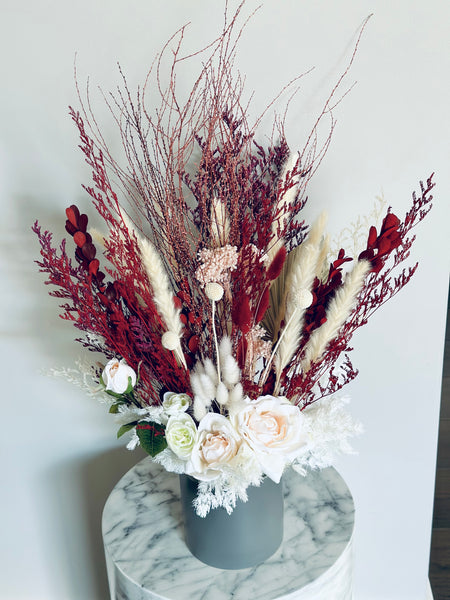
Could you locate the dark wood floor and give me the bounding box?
[429,290,450,599]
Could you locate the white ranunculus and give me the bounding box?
[102,358,136,394]
[188,413,242,481]
[233,395,307,483]
[162,392,191,416]
[166,413,197,459]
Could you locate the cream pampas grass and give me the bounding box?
[120,213,186,368]
[271,213,328,391]
[302,259,371,372]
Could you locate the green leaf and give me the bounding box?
[109,403,123,414]
[117,422,138,438]
[105,389,125,399]
[125,376,135,395]
[136,421,167,456]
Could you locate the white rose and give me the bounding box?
[233,395,306,483]
[166,413,197,459]
[162,392,191,416]
[188,413,242,481]
[102,358,136,394]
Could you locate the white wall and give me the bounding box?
[1,1,448,598]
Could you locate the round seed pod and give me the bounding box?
[161,331,180,351]
[205,282,224,302]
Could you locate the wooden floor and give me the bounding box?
[429,291,450,599]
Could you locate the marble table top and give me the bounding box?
[102,458,355,600]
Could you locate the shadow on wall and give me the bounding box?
[41,445,147,600]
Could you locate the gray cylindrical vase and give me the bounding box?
[179,475,284,569]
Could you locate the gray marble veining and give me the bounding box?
[102,458,354,600]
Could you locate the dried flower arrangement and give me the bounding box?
[33,5,433,515]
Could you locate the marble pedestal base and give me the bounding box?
[102,458,354,600]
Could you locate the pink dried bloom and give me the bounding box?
[195,245,239,286]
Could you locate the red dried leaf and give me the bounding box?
[65,220,77,236]
[377,237,390,256]
[188,335,199,352]
[367,226,377,248]
[82,242,96,261]
[381,212,400,234]
[88,259,99,275]
[65,205,79,227]
[78,214,88,232]
[73,231,86,247]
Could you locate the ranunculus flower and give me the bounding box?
[162,392,191,416]
[166,413,197,459]
[188,413,242,481]
[233,395,306,483]
[102,358,136,394]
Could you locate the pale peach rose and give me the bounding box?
[233,395,306,482]
[188,413,242,481]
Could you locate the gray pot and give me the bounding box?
[179,475,284,569]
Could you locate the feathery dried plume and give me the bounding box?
[302,259,371,372]
[137,235,186,368]
[272,212,328,389]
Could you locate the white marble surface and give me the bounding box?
[102,458,354,600]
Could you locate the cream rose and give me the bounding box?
[233,395,306,483]
[102,358,136,394]
[188,413,241,481]
[162,392,191,416]
[166,413,197,459]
